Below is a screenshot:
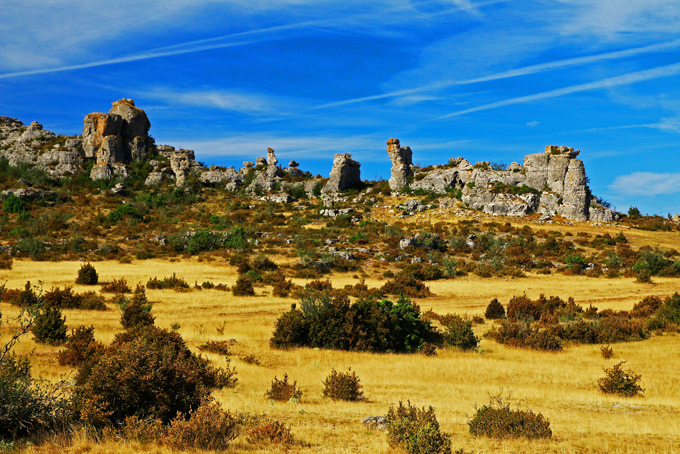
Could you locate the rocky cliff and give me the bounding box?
[1,100,620,222]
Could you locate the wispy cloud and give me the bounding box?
[435,62,680,119]
[610,172,680,196]
[315,38,680,109]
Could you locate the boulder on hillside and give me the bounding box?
[323,154,361,193]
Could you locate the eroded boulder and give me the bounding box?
[323,154,361,193]
[387,138,413,192]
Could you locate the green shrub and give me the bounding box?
[265,373,302,402]
[76,263,98,285]
[386,401,451,454]
[32,305,67,345]
[468,392,552,439]
[322,368,364,401]
[119,285,154,329]
[162,400,238,450]
[74,326,236,426]
[43,287,107,311]
[654,292,680,325]
[3,193,25,214]
[381,274,433,298]
[485,298,505,319]
[12,237,45,259]
[598,361,644,397]
[441,315,479,351]
[187,229,220,254]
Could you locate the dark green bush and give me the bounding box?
[485,298,505,319]
[76,263,98,285]
[119,285,155,329]
[3,193,25,214]
[74,325,236,426]
[43,287,107,311]
[468,394,552,439]
[187,229,220,254]
[12,237,45,259]
[322,368,364,401]
[265,373,302,402]
[598,361,644,397]
[32,305,67,345]
[386,401,451,454]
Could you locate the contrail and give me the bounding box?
[314,38,680,109]
[434,62,680,119]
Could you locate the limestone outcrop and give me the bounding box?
[387,138,414,192]
[82,99,154,180]
[0,117,85,176]
[402,140,619,222]
[323,154,361,193]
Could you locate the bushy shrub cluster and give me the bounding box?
[232,275,255,296]
[74,325,236,426]
[198,340,232,356]
[270,291,436,353]
[100,277,131,294]
[146,273,190,290]
[245,418,295,445]
[468,393,552,439]
[380,274,434,298]
[163,400,238,450]
[485,321,563,351]
[43,286,107,310]
[322,368,364,401]
[386,401,451,454]
[58,325,105,367]
[598,361,644,397]
[265,374,302,402]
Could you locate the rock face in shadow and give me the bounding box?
[387,138,413,192]
[323,154,361,193]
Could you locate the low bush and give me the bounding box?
[198,340,231,356]
[468,392,552,439]
[381,274,433,298]
[485,321,563,351]
[100,277,132,294]
[386,401,451,454]
[245,418,295,445]
[75,262,98,285]
[485,298,505,319]
[146,273,190,290]
[43,287,107,311]
[265,374,302,402]
[32,305,67,345]
[162,400,238,450]
[600,345,614,359]
[598,361,644,397]
[322,368,364,401]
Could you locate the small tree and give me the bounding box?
[442,315,479,351]
[485,298,505,319]
[598,361,644,397]
[76,263,98,285]
[120,285,154,329]
[265,373,302,402]
[232,275,255,296]
[32,305,67,345]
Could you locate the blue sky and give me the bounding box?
[1,0,680,215]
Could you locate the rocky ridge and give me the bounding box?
[1,100,620,222]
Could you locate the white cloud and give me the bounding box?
[526,121,539,127]
[436,62,680,119]
[610,172,680,196]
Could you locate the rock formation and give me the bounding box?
[387,138,414,192]
[0,117,84,176]
[323,154,361,193]
[82,99,153,180]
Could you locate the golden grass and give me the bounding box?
[2,258,680,453]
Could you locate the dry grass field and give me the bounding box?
[2,229,680,454]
